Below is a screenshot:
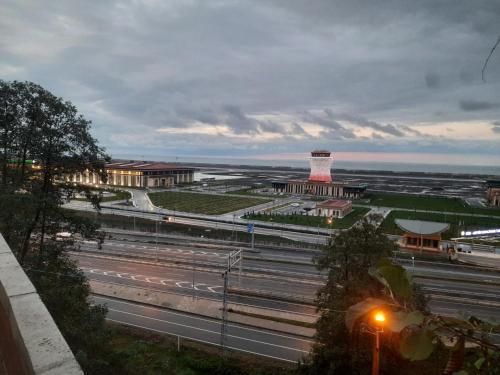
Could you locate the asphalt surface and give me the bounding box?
[73,232,500,362]
[76,235,500,319]
[75,253,319,315]
[93,295,313,363]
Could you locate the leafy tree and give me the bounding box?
[345,260,500,375]
[300,215,438,374]
[301,215,407,374]
[0,80,112,373]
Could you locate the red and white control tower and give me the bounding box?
[308,150,333,182]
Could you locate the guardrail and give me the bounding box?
[0,234,83,375]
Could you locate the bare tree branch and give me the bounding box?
[482,35,500,82]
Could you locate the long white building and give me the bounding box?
[68,160,195,188]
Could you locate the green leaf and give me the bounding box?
[377,264,413,301]
[474,357,485,370]
[387,311,424,333]
[452,371,468,375]
[400,328,435,361]
[345,298,387,333]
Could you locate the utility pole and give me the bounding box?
[155,220,159,262]
[220,248,242,356]
[192,249,195,300]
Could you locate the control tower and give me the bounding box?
[308,150,333,182]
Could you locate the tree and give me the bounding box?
[301,215,406,374]
[300,216,434,374]
[345,260,500,374]
[0,80,113,373]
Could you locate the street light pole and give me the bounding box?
[155,220,160,262]
[362,310,386,375]
[372,327,382,375]
[192,249,195,300]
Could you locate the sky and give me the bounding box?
[1,0,500,165]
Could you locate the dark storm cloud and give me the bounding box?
[219,105,286,134]
[1,0,500,158]
[459,100,500,112]
[336,113,406,137]
[492,121,500,133]
[301,110,357,139]
[425,73,441,89]
[290,122,309,136]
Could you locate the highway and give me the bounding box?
[73,230,500,362]
[76,235,500,316]
[93,295,312,363]
[75,253,320,314]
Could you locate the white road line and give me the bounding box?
[106,318,298,363]
[207,286,222,293]
[93,296,314,343]
[194,283,206,291]
[107,308,309,353]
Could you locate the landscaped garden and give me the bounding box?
[74,188,131,202]
[367,193,500,216]
[243,207,370,229]
[379,210,500,239]
[148,191,272,215]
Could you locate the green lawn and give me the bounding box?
[380,210,500,239]
[368,193,500,217]
[75,188,131,202]
[243,207,370,229]
[148,191,272,215]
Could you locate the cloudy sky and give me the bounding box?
[1,0,500,165]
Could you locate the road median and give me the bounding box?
[90,280,317,338]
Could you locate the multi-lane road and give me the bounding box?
[73,229,500,362]
[94,295,312,362]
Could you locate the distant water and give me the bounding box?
[115,154,500,176]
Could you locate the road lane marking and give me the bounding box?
[92,296,314,343]
[194,283,206,291]
[107,308,310,353]
[106,318,299,363]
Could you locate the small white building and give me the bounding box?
[314,199,352,218]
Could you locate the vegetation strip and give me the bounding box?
[148,190,272,215]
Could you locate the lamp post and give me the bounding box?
[327,216,334,239]
[155,220,160,262]
[371,310,385,375]
[362,310,386,375]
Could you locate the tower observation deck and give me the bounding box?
[308,150,333,182]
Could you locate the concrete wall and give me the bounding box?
[0,234,83,375]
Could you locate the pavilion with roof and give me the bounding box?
[395,219,450,252]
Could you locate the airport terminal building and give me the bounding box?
[67,160,195,188]
[272,150,367,199]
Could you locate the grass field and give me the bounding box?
[368,193,500,217]
[75,188,131,202]
[148,191,272,215]
[243,207,370,229]
[380,210,500,239]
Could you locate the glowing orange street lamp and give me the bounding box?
[371,310,386,375]
[326,216,334,238]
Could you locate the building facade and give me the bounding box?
[486,179,500,207]
[272,150,367,199]
[308,150,333,182]
[313,199,352,218]
[68,160,195,188]
[395,219,449,252]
